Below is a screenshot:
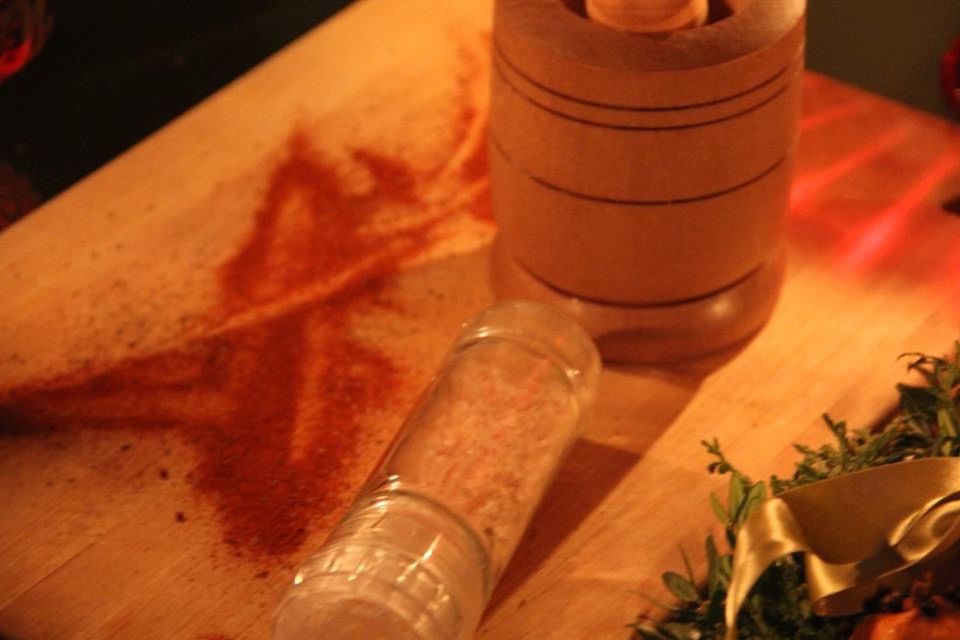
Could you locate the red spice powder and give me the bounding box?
[453,41,493,225]
[0,45,493,562]
[3,131,437,559]
[220,130,424,314]
[460,118,492,224]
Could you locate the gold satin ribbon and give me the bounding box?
[725,457,960,639]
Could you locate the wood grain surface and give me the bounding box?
[1,1,959,639]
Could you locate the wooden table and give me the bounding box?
[1,1,959,638]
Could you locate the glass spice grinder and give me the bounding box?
[273,300,601,640]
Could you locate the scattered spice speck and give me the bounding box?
[0,43,493,565]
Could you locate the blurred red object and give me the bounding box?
[0,0,53,83]
[0,162,40,229]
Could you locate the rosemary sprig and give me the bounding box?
[632,342,960,640]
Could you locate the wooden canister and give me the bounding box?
[490,0,805,361]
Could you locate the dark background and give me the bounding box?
[0,0,354,209]
[806,2,959,122]
[0,0,958,219]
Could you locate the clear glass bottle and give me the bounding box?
[273,300,601,640]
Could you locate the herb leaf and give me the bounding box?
[632,343,960,639]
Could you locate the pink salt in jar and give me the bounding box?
[274,300,601,640]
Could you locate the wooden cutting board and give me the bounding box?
[1,1,958,638]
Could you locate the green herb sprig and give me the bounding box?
[631,342,960,640]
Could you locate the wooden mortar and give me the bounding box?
[489,0,805,362]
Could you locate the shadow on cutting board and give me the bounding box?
[485,357,725,613]
[486,438,642,615]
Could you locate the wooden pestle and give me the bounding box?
[585,0,708,32]
[489,0,806,362]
